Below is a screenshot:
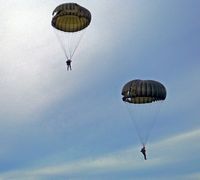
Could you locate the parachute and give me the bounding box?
[51,3,91,61]
[121,79,167,145]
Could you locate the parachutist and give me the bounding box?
[52,3,91,68]
[121,79,166,158]
[140,145,147,160]
[66,59,72,71]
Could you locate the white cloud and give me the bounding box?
[0,0,143,123]
[1,128,199,179]
[0,1,200,179]
[185,173,200,180]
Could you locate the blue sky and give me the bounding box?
[0,0,200,179]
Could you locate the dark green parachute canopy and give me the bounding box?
[122,79,167,104]
[51,3,91,32]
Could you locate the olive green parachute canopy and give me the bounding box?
[52,3,91,32]
[122,79,167,104]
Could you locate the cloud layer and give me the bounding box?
[1,129,200,179]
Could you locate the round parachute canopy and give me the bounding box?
[52,3,91,32]
[122,79,167,104]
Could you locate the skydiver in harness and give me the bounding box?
[140,144,147,160]
[66,59,72,71]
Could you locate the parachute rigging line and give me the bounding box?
[70,30,86,59]
[124,102,145,145]
[143,101,162,144]
[54,29,69,59]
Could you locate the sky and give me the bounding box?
[0,0,200,179]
